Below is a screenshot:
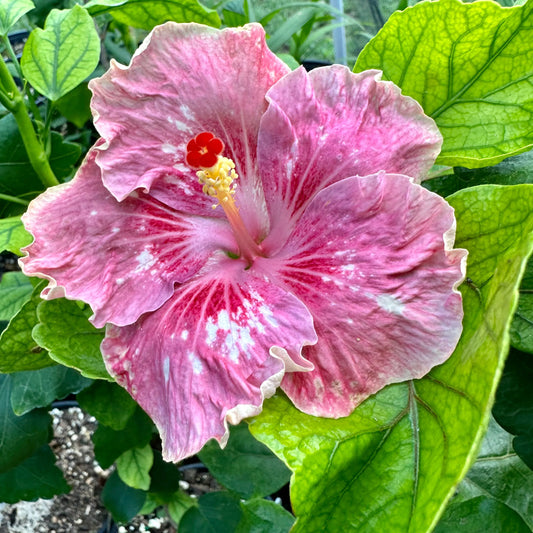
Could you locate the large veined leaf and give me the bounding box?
[250,184,533,533]
[0,0,35,35]
[21,5,100,101]
[355,0,533,168]
[84,0,220,30]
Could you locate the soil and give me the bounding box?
[0,406,220,533]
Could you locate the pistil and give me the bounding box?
[187,132,263,264]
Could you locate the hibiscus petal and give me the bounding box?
[20,148,236,328]
[258,67,443,251]
[90,22,289,240]
[264,172,466,417]
[101,263,317,462]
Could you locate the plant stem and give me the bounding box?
[0,34,42,123]
[0,58,58,188]
[0,193,30,206]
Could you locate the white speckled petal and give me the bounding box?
[102,262,316,462]
[20,148,236,328]
[90,22,289,240]
[258,67,443,251]
[261,172,466,417]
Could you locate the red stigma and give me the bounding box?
[186,131,224,168]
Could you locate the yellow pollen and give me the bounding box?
[197,156,238,208]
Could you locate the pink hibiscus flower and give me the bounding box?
[20,23,466,462]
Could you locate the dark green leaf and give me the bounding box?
[92,406,154,469]
[510,256,533,353]
[0,283,55,373]
[101,470,146,523]
[493,348,533,469]
[436,418,533,531]
[148,450,181,495]
[26,0,68,26]
[250,184,533,533]
[55,83,93,128]
[355,0,533,167]
[21,5,101,101]
[0,0,35,35]
[10,366,91,415]
[0,374,51,473]
[199,423,291,499]
[0,271,33,321]
[77,380,137,430]
[85,0,221,30]
[237,499,294,533]
[424,150,533,198]
[435,496,530,533]
[0,114,80,217]
[33,298,110,380]
[0,445,69,503]
[179,491,243,533]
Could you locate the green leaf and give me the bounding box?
[0,272,33,321]
[424,150,533,198]
[21,5,100,101]
[101,470,146,523]
[436,417,533,531]
[0,444,69,503]
[493,348,533,469]
[0,217,32,255]
[85,0,221,31]
[179,491,243,533]
[166,490,196,524]
[237,499,295,533]
[32,298,110,380]
[0,374,51,473]
[0,0,35,35]
[92,406,154,469]
[148,450,181,495]
[199,423,291,499]
[10,366,91,415]
[77,380,137,430]
[435,496,530,533]
[354,0,533,168]
[510,257,533,353]
[55,83,92,128]
[0,283,55,373]
[116,444,153,491]
[250,184,533,533]
[0,114,81,217]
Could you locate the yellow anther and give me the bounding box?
[197,156,238,207]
